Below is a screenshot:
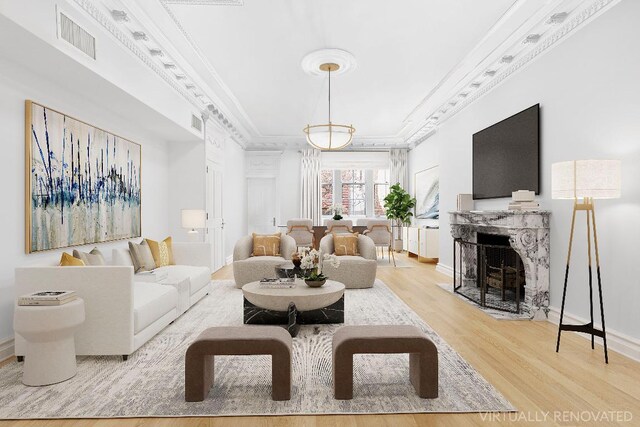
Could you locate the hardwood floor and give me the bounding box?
[2,254,639,426]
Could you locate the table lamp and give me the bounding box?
[181,209,207,241]
[552,159,621,363]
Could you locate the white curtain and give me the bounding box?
[300,148,322,225]
[390,148,409,189]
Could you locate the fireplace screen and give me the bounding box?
[453,237,525,313]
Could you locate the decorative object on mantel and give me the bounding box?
[449,210,550,320]
[508,190,539,211]
[303,63,355,150]
[552,159,621,364]
[457,194,474,211]
[384,183,416,251]
[25,100,141,253]
[181,209,206,241]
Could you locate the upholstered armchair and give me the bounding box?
[324,219,353,234]
[233,234,297,288]
[286,218,314,249]
[363,219,395,266]
[319,234,377,289]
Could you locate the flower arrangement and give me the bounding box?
[296,248,340,283]
[330,205,344,220]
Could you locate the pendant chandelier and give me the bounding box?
[304,63,355,150]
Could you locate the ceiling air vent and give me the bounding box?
[59,12,96,59]
[191,114,203,132]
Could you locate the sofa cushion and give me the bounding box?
[59,252,85,266]
[333,234,360,256]
[129,241,156,273]
[252,233,281,256]
[156,265,211,296]
[145,237,174,267]
[73,248,106,266]
[133,283,177,334]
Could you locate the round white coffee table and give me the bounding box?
[14,298,85,386]
[242,280,345,336]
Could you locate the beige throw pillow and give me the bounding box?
[129,241,156,273]
[333,233,359,256]
[73,248,106,266]
[252,233,281,256]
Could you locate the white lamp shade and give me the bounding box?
[181,209,206,229]
[551,160,621,200]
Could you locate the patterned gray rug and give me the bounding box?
[0,279,514,418]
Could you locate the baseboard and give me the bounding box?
[548,306,640,362]
[225,255,233,266]
[0,337,14,362]
[436,262,453,277]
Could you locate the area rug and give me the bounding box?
[0,280,514,418]
[437,283,531,320]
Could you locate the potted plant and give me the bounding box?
[300,248,340,287]
[383,183,416,252]
[330,205,343,220]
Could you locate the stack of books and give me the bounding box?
[509,190,540,211]
[258,278,296,289]
[18,290,77,306]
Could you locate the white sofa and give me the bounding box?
[15,242,211,360]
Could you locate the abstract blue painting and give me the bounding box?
[26,101,141,253]
[415,166,439,220]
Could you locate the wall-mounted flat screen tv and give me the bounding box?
[472,104,540,199]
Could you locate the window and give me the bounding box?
[341,169,366,216]
[321,170,333,216]
[320,168,390,217]
[373,169,390,217]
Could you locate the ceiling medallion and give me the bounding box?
[303,62,355,151]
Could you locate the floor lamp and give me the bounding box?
[552,160,621,364]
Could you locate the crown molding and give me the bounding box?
[404,0,621,146]
[158,0,260,137]
[245,135,407,151]
[72,0,248,143]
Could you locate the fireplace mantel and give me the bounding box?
[449,210,550,320]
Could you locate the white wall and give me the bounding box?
[223,139,247,260]
[279,150,302,222]
[168,140,207,242]
[0,57,172,344]
[408,0,640,341]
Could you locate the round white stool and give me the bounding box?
[14,298,85,386]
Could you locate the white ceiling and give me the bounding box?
[91,0,619,149]
[166,0,516,144]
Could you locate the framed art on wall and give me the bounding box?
[414,166,439,220]
[25,100,141,253]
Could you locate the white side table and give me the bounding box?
[14,298,85,386]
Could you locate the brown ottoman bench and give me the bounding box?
[185,326,292,402]
[332,325,438,399]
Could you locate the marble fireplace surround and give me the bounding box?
[449,210,550,320]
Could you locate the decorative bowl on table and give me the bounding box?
[304,278,327,288]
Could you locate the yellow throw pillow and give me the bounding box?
[252,233,281,256]
[333,233,359,256]
[59,252,85,266]
[145,237,174,267]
